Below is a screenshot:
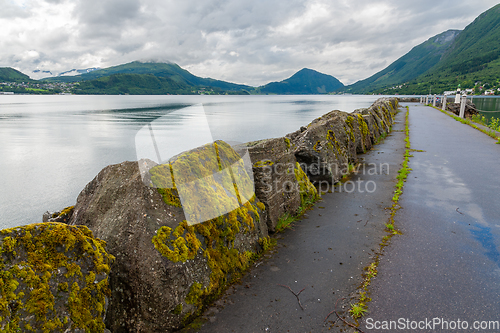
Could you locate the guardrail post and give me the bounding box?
[459,96,466,118]
[425,95,429,104]
[432,94,437,107]
[442,95,447,111]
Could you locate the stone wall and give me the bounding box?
[284,98,396,185]
[245,98,397,238]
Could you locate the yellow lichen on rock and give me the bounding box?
[294,162,319,205]
[0,222,114,332]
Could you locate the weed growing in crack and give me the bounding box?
[349,303,368,319]
[349,106,413,322]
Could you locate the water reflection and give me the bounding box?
[470,224,500,268]
[472,96,500,121]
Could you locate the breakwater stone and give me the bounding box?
[68,141,270,332]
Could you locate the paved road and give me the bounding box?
[191,111,407,333]
[363,104,500,332]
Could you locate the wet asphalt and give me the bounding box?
[192,110,407,333]
[362,104,500,332]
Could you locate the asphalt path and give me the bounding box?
[363,104,500,332]
[192,110,407,333]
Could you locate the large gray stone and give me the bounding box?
[246,137,318,233]
[69,140,268,332]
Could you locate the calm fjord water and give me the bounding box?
[1,94,384,228]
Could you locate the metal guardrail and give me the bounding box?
[419,95,500,115]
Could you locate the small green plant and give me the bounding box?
[490,117,500,131]
[359,291,371,304]
[471,114,487,126]
[365,262,378,280]
[385,223,394,231]
[349,303,368,319]
[275,213,296,232]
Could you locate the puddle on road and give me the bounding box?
[470,223,500,268]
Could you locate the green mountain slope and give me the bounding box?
[0,68,31,82]
[73,73,195,95]
[46,61,251,92]
[437,4,500,74]
[345,30,460,93]
[402,3,500,94]
[355,4,500,94]
[258,68,344,94]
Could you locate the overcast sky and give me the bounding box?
[1,0,499,85]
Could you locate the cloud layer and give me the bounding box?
[1,0,498,85]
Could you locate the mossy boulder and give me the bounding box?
[287,110,354,184]
[69,140,268,332]
[287,98,398,185]
[353,98,398,142]
[0,222,113,332]
[246,137,318,232]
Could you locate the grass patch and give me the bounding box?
[275,213,296,232]
[392,108,412,205]
[375,131,388,144]
[432,106,500,140]
[275,195,318,233]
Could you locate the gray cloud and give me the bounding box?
[0,0,31,18]
[1,0,499,84]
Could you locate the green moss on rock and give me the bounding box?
[294,162,319,205]
[152,196,264,315]
[253,160,274,168]
[0,223,114,332]
[150,141,268,319]
[345,116,356,143]
[284,137,291,150]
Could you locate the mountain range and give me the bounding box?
[0,68,30,82]
[1,61,344,95]
[344,3,500,94]
[1,4,500,95]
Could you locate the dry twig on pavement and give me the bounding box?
[324,297,366,333]
[277,284,305,310]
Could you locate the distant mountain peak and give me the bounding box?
[260,68,344,94]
